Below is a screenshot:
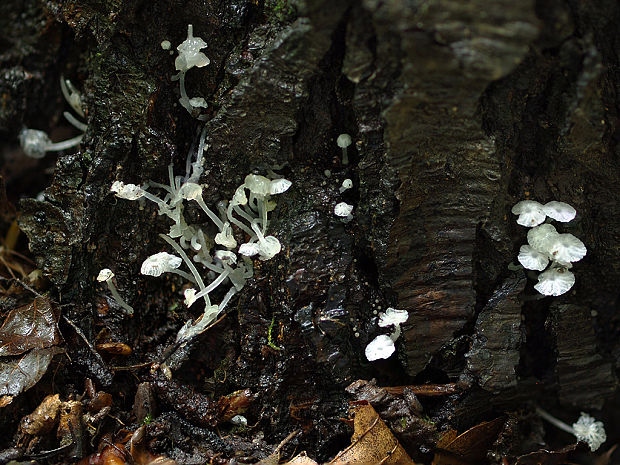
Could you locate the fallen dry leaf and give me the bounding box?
[0,347,61,402]
[433,418,504,465]
[283,452,320,464]
[0,297,61,356]
[329,401,417,465]
[19,393,62,435]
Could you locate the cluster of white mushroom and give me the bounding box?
[512,200,586,296]
[105,149,290,341]
[19,77,87,159]
[364,307,409,361]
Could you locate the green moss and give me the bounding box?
[266,0,296,22]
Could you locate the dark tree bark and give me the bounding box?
[1,0,619,462]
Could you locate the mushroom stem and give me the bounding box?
[536,407,574,435]
[159,233,211,306]
[341,147,348,165]
[105,280,134,315]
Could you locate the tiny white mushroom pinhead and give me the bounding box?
[141,252,183,277]
[97,268,134,314]
[572,412,607,451]
[378,308,409,327]
[269,178,292,195]
[337,133,352,165]
[365,334,396,361]
[543,201,577,222]
[517,245,549,271]
[184,288,198,307]
[339,178,353,194]
[512,200,546,227]
[334,202,354,217]
[110,181,145,200]
[545,233,587,263]
[534,267,575,296]
[527,223,558,253]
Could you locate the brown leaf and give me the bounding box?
[433,418,504,465]
[0,297,61,356]
[0,347,59,399]
[282,452,319,464]
[19,393,62,435]
[329,402,417,465]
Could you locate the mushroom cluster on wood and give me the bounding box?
[512,200,585,296]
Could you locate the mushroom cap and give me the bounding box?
[179,182,202,200]
[244,174,271,196]
[175,25,209,72]
[527,224,558,253]
[572,412,607,452]
[269,178,292,195]
[365,334,396,361]
[111,181,145,200]
[545,233,587,263]
[341,179,353,189]
[258,236,281,260]
[543,201,577,222]
[334,202,354,217]
[511,200,546,227]
[378,308,409,327]
[214,250,237,264]
[184,288,198,307]
[336,133,352,148]
[534,267,575,296]
[239,242,260,257]
[231,185,248,206]
[214,223,237,249]
[141,252,183,277]
[518,245,549,271]
[19,128,51,159]
[97,268,115,282]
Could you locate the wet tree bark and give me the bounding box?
[2,0,619,462]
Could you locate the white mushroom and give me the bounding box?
[527,223,558,253]
[573,412,607,451]
[337,133,352,165]
[537,408,606,452]
[269,178,292,195]
[334,202,354,220]
[141,252,183,277]
[512,200,546,227]
[366,307,409,361]
[175,24,209,72]
[517,245,549,271]
[365,334,396,361]
[534,267,575,296]
[543,201,577,222]
[545,233,587,263]
[214,222,237,249]
[110,181,146,200]
[97,268,134,315]
[339,178,353,194]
